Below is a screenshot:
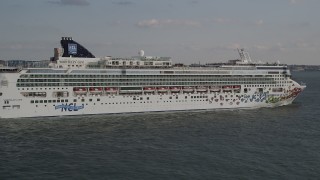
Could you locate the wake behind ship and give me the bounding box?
[0,37,306,118]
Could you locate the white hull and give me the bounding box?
[0,38,306,119]
[0,83,304,119]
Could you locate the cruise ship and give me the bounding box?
[0,37,306,118]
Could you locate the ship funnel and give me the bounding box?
[54,48,63,58]
[60,37,95,58]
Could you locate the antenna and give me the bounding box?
[238,48,245,61]
[139,50,145,57]
[237,48,252,63]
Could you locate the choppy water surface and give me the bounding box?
[1,72,320,179]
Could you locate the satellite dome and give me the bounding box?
[139,50,145,57]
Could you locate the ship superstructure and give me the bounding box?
[0,37,306,118]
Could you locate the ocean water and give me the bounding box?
[1,72,319,179]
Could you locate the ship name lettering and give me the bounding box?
[55,103,84,112]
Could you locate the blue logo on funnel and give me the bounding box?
[68,44,77,55]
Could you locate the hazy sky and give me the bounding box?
[0,0,319,65]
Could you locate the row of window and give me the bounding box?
[131,95,209,101]
[31,99,70,104]
[17,77,277,83]
[31,98,101,104]
[31,100,215,106]
[244,84,290,87]
[18,87,69,91]
[21,92,46,97]
[16,81,277,87]
[20,74,277,79]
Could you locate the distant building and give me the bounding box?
[288,65,320,71]
[0,60,4,66]
[0,60,50,68]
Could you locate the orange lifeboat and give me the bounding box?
[143,87,156,93]
[182,86,194,93]
[233,85,241,90]
[73,87,88,94]
[89,87,103,94]
[222,86,233,92]
[196,86,208,92]
[105,87,118,93]
[210,86,221,92]
[157,87,169,93]
[170,87,181,93]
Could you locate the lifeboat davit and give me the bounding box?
[89,87,103,94]
[143,87,156,93]
[183,86,194,93]
[105,87,118,93]
[73,87,88,94]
